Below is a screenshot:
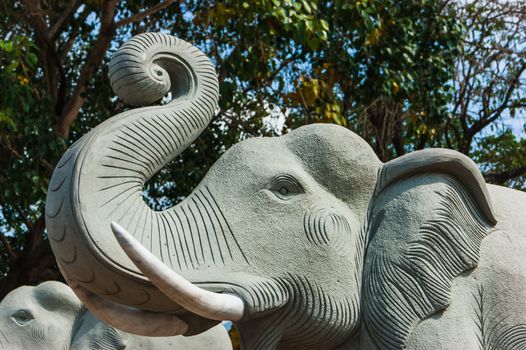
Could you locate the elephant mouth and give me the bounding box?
[194,277,290,319]
[64,223,289,338]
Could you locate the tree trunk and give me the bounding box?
[0,217,61,300]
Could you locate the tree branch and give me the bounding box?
[49,0,82,39]
[55,0,118,138]
[0,232,18,263]
[26,213,46,253]
[463,41,526,59]
[484,166,526,185]
[59,6,90,64]
[2,133,54,173]
[469,62,526,135]
[21,0,57,100]
[20,0,69,118]
[115,0,177,27]
[56,0,177,138]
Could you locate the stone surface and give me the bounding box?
[45,33,526,349]
[0,281,232,349]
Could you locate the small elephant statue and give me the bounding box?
[46,33,526,349]
[0,281,232,349]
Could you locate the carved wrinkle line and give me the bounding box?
[169,208,194,270]
[181,204,201,267]
[191,196,217,266]
[118,126,164,169]
[138,204,149,245]
[111,138,157,174]
[152,113,181,148]
[117,196,142,231]
[0,328,9,345]
[49,224,67,242]
[100,163,145,177]
[133,290,151,306]
[97,179,142,192]
[136,119,172,159]
[101,282,121,296]
[103,154,151,174]
[188,201,206,265]
[204,185,248,264]
[49,174,67,192]
[194,190,226,265]
[156,113,184,147]
[275,274,357,349]
[364,179,494,350]
[143,117,177,155]
[157,212,173,269]
[158,212,179,270]
[111,72,155,93]
[472,284,526,350]
[101,186,140,220]
[45,197,64,219]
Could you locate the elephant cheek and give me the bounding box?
[303,206,352,247]
[29,323,63,345]
[0,328,10,348]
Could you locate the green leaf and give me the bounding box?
[320,19,329,31]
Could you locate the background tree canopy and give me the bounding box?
[0,0,524,299]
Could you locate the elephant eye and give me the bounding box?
[11,309,34,326]
[270,174,304,200]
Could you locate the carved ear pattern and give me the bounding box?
[71,310,127,350]
[363,176,494,349]
[303,205,351,247]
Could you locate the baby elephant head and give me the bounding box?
[0,281,81,349]
[0,281,233,350]
[0,281,127,350]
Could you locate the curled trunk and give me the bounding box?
[45,33,241,312]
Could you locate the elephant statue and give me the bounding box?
[45,33,526,349]
[0,281,232,349]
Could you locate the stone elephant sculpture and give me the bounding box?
[45,33,526,349]
[0,281,232,349]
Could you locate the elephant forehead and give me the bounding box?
[211,137,301,178]
[0,282,81,315]
[1,286,34,309]
[284,124,381,208]
[33,281,80,311]
[0,286,41,320]
[207,125,380,213]
[284,124,380,171]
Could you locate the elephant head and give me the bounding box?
[0,281,232,350]
[46,33,502,349]
[0,281,84,350]
[0,281,133,350]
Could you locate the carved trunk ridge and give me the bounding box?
[45,33,224,311]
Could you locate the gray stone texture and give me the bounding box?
[45,33,526,349]
[0,281,232,349]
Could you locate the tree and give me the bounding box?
[0,0,524,300]
[0,0,177,299]
[450,0,526,188]
[284,1,463,162]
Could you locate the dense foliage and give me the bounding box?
[0,0,524,299]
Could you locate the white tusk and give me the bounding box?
[69,283,189,336]
[111,222,245,321]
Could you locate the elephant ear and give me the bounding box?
[70,308,127,350]
[362,149,496,349]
